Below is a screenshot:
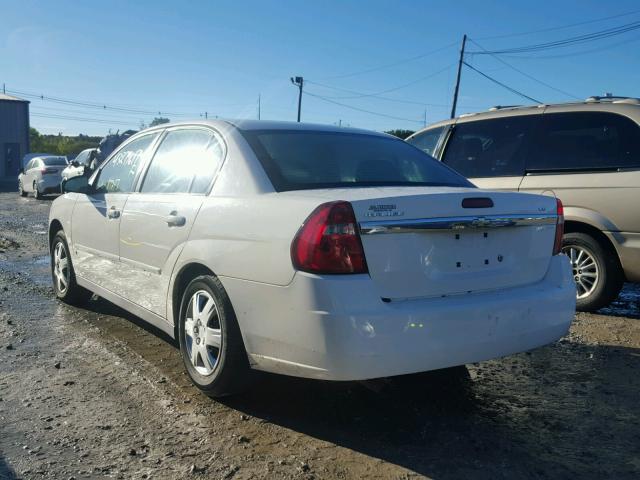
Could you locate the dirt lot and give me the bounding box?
[1,190,639,480]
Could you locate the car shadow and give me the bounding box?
[218,342,640,478]
[71,296,640,478]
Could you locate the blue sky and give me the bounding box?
[1,0,639,135]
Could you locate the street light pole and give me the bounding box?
[290,76,304,122]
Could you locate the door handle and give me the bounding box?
[108,206,121,219]
[166,211,186,227]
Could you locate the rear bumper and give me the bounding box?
[604,231,640,282]
[37,176,63,194]
[221,255,576,381]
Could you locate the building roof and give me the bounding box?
[0,93,29,103]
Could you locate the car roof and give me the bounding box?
[138,119,392,138]
[410,98,640,137]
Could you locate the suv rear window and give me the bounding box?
[527,111,640,172]
[442,116,537,178]
[242,130,472,192]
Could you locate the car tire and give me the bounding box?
[178,275,252,397]
[33,182,42,200]
[18,180,27,197]
[562,232,624,312]
[51,231,92,305]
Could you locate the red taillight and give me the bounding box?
[291,201,368,274]
[41,168,57,175]
[553,198,564,255]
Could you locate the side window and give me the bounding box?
[442,116,536,178]
[141,128,224,194]
[527,112,640,172]
[95,134,157,193]
[25,160,33,170]
[407,126,446,156]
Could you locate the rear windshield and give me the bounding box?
[43,157,68,166]
[242,130,472,192]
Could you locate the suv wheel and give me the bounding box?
[51,231,92,305]
[178,275,252,397]
[562,232,623,312]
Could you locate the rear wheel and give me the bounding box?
[33,182,42,199]
[18,180,27,197]
[178,275,252,397]
[562,232,623,312]
[51,231,92,305]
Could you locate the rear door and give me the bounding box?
[440,115,538,190]
[71,133,159,292]
[519,111,640,233]
[119,127,226,317]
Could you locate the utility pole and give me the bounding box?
[450,34,467,119]
[205,111,208,119]
[258,94,261,120]
[290,76,303,122]
[423,108,427,128]
[2,83,5,94]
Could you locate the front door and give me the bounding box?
[71,133,159,294]
[4,143,20,177]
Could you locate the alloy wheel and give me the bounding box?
[563,245,599,299]
[184,290,222,376]
[53,242,70,295]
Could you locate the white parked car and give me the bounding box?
[49,121,575,396]
[19,155,68,199]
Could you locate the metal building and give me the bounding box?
[0,94,30,180]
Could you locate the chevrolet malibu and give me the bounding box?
[49,120,575,396]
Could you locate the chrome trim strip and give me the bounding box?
[359,214,557,235]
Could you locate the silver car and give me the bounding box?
[18,155,68,199]
[407,96,640,311]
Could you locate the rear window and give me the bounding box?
[43,157,68,166]
[242,130,472,192]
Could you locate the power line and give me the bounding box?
[307,63,454,103]
[303,91,423,124]
[5,87,198,117]
[462,62,541,103]
[30,112,136,127]
[476,8,640,40]
[498,34,640,60]
[467,20,640,55]
[323,42,457,80]
[468,38,581,100]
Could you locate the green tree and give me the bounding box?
[385,129,415,140]
[149,117,170,127]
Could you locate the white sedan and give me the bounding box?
[49,120,575,396]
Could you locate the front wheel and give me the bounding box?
[562,232,623,312]
[18,180,27,197]
[51,231,92,305]
[178,275,252,397]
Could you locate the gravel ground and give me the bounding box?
[1,190,639,480]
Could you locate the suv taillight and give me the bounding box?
[553,198,564,255]
[291,201,368,274]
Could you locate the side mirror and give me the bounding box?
[62,175,93,194]
[19,168,24,175]
[72,160,80,167]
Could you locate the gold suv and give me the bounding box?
[407,96,640,311]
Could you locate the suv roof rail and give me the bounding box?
[585,95,640,104]
[488,105,522,111]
